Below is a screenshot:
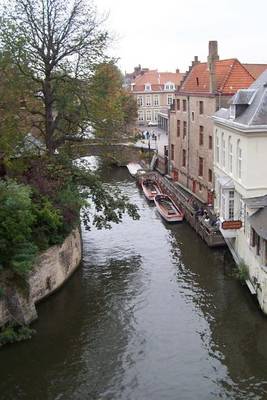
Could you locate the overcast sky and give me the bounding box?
[96,0,267,74]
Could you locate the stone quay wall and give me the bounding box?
[0,228,82,327]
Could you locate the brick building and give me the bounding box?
[169,41,266,204]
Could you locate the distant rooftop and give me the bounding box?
[179,59,254,95]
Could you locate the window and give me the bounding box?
[153,95,159,106]
[137,96,143,107]
[146,96,151,106]
[154,110,159,122]
[182,149,186,167]
[167,94,173,105]
[208,169,212,183]
[196,77,199,86]
[228,190,234,220]
[165,82,174,90]
[251,228,261,256]
[265,240,267,266]
[257,235,261,256]
[199,101,204,114]
[222,133,226,168]
[237,139,242,179]
[177,99,180,110]
[191,112,195,122]
[182,99,187,111]
[198,157,204,177]
[177,120,180,137]
[183,121,187,138]
[146,110,152,121]
[145,83,151,91]
[138,111,144,122]
[171,144,174,160]
[209,135,212,150]
[228,136,233,173]
[215,130,219,163]
[199,126,204,145]
[221,190,235,220]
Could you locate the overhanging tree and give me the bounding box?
[0,0,139,239]
[1,0,109,154]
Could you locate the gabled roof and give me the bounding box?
[180,59,254,95]
[243,64,267,80]
[214,69,267,127]
[132,70,183,92]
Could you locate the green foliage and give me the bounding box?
[89,62,137,141]
[0,323,35,346]
[235,260,249,283]
[0,179,37,275]
[32,197,64,250]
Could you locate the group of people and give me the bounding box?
[141,130,158,141]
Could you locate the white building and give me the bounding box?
[213,70,267,313]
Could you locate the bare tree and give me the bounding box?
[1,0,108,154]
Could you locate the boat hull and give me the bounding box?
[141,179,161,201]
[154,194,184,222]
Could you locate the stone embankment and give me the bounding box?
[0,228,82,328]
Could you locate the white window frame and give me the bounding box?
[146,95,151,106]
[146,110,152,121]
[145,83,151,91]
[153,95,159,106]
[167,94,174,106]
[138,110,144,122]
[215,130,220,164]
[221,189,235,220]
[228,136,233,173]
[137,96,143,107]
[221,133,226,168]
[154,110,159,122]
[237,139,242,180]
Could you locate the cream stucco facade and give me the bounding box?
[213,96,267,313]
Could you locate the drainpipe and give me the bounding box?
[167,108,171,175]
[187,95,190,189]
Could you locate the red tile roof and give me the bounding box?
[133,70,183,92]
[242,64,267,79]
[180,59,255,95]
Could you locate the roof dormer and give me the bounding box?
[144,82,151,91]
[230,89,257,119]
[164,81,175,91]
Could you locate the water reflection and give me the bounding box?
[1,164,267,400]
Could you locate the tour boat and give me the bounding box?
[154,194,184,222]
[141,179,161,201]
[127,163,146,177]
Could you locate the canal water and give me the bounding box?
[1,162,267,400]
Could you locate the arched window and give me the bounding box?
[221,133,226,168]
[237,139,242,179]
[228,136,233,173]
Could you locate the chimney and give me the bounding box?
[208,41,219,93]
[192,56,200,67]
[176,68,180,74]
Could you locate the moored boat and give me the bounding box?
[127,163,146,177]
[154,194,184,222]
[141,179,161,201]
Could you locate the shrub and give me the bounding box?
[0,179,37,275]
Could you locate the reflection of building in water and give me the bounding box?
[213,69,267,314]
[168,223,267,398]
